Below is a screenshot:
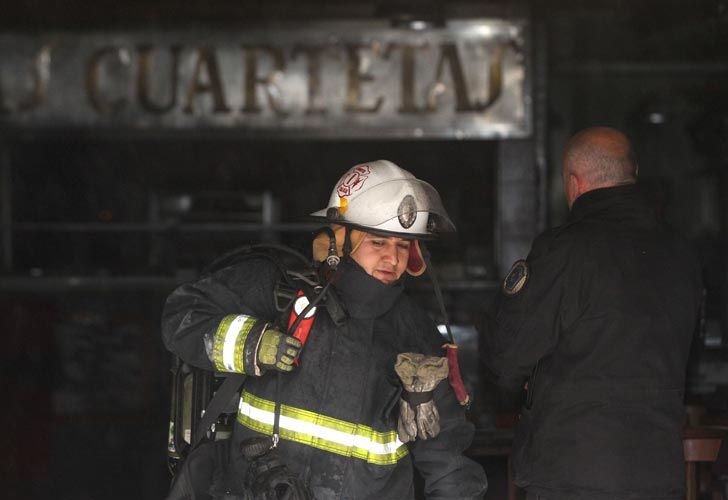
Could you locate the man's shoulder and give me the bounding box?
[529,221,585,258]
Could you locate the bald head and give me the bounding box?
[562,127,638,208]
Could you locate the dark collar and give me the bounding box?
[568,183,646,222]
[330,257,404,319]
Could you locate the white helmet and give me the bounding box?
[310,160,455,238]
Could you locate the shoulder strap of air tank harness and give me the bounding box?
[188,244,318,452]
[420,242,471,408]
[191,372,245,449]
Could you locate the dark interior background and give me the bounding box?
[2,1,727,499]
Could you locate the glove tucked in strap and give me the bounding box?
[394,353,449,443]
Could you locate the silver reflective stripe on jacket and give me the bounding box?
[238,390,408,465]
[212,314,257,373]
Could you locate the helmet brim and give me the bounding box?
[309,178,455,238]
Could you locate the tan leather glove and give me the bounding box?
[394,353,449,443]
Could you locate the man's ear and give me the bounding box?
[567,173,580,207]
[570,173,583,197]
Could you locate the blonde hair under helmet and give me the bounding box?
[312,224,426,277]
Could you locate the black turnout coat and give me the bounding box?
[163,255,487,500]
[482,184,702,500]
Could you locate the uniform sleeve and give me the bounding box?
[409,375,487,500]
[407,323,488,500]
[161,257,281,373]
[480,231,571,390]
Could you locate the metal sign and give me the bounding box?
[0,20,530,138]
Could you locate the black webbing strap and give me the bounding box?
[191,372,246,450]
[272,372,282,447]
[268,282,328,448]
[401,389,434,409]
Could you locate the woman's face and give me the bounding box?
[351,233,411,285]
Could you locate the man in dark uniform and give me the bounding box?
[481,127,703,500]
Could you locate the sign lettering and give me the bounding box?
[0,20,530,138]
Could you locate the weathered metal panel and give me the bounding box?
[0,20,530,138]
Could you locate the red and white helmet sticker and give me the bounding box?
[336,165,371,198]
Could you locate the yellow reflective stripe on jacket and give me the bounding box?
[212,314,256,373]
[237,390,408,465]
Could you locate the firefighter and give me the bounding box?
[162,160,487,499]
[481,127,703,500]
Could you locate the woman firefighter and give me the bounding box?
[162,160,487,500]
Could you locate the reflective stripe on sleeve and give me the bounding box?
[237,390,408,465]
[212,314,257,373]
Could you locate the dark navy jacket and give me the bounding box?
[482,184,702,500]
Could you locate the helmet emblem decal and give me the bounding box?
[397,195,417,229]
[336,165,370,198]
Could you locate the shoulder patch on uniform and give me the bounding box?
[502,260,529,296]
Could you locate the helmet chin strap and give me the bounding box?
[343,225,353,257]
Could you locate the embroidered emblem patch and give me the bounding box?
[503,260,529,296]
